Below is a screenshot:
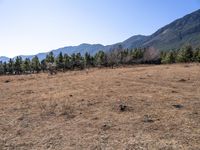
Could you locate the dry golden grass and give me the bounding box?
[0,64,200,149]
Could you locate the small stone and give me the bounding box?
[143,115,154,123]
[172,104,183,109]
[119,104,127,112]
[4,80,10,83]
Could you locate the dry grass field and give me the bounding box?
[0,64,200,150]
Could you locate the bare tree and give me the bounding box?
[143,47,161,63]
[46,62,57,75]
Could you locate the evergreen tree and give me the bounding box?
[162,51,176,64]
[41,59,47,72]
[46,52,55,63]
[63,54,71,70]
[197,49,200,62]
[22,58,31,73]
[31,56,41,73]
[176,45,193,63]
[70,53,76,70]
[8,59,14,74]
[84,52,92,68]
[193,48,200,62]
[94,51,106,67]
[161,51,167,64]
[3,62,7,74]
[14,56,23,74]
[130,48,144,63]
[75,53,84,69]
[56,52,64,70]
[0,61,4,75]
[135,49,144,59]
[71,53,76,70]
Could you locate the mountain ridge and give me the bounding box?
[1,9,200,62]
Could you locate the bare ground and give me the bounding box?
[0,64,200,150]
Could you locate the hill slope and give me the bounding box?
[142,9,200,50]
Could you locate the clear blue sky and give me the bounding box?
[0,0,199,57]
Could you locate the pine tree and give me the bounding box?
[56,52,64,70]
[46,52,55,63]
[31,56,41,73]
[176,45,193,63]
[41,59,47,72]
[84,52,92,68]
[193,48,200,62]
[3,62,7,74]
[8,59,14,74]
[75,53,84,69]
[22,58,31,73]
[94,51,106,67]
[14,56,23,74]
[71,53,76,70]
[197,49,200,62]
[162,51,176,64]
[0,61,4,75]
[184,45,193,62]
[161,51,167,64]
[63,54,71,70]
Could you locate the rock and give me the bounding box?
[143,115,154,123]
[178,79,186,82]
[119,104,127,112]
[172,104,183,109]
[4,80,10,83]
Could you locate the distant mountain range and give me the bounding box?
[1,9,200,62]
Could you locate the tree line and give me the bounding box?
[161,45,200,64]
[0,45,200,75]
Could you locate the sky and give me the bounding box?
[0,0,199,57]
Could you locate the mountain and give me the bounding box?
[142,9,200,50]
[1,9,200,62]
[117,9,200,50]
[1,44,109,62]
[121,35,149,49]
[50,43,108,56]
[0,56,10,62]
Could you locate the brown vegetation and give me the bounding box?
[0,64,200,149]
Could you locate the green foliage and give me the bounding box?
[1,44,199,76]
[8,59,14,74]
[161,51,176,64]
[193,48,200,62]
[41,59,47,72]
[70,53,85,70]
[14,56,23,74]
[63,54,71,70]
[118,49,129,64]
[74,53,84,69]
[84,52,93,68]
[3,62,7,74]
[131,48,144,60]
[56,52,64,70]
[31,56,41,73]
[94,51,107,67]
[22,58,31,73]
[0,61,4,75]
[46,52,54,63]
[176,45,193,63]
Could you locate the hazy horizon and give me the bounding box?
[0,0,199,57]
